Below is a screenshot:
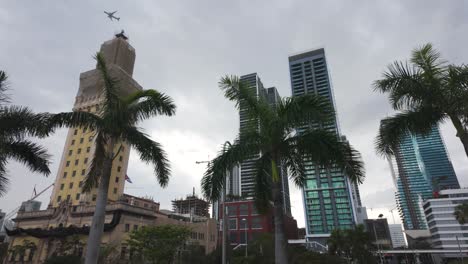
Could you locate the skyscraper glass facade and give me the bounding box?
[288,49,356,240]
[388,126,460,230]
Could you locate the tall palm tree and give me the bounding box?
[0,71,51,196]
[374,43,468,158]
[47,53,176,264]
[202,76,365,264]
[454,203,468,225]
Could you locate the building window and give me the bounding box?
[84,158,88,164]
[117,166,121,172]
[113,188,117,194]
[74,129,78,135]
[77,148,81,154]
[79,181,83,187]
[92,195,97,201]
[71,139,75,145]
[66,195,71,201]
[119,156,123,162]
[72,170,76,177]
[76,193,80,200]
[228,218,237,230]
[63,172,67,178]
[240,219,249,230]
[57,196,62,202]
[120,246,127,258]
[69,183,73,189]
[115,177,119,183]
[80,138,84,144]
[87,147,91,153]
[125,224,130,232]
[68,150,73,156]
[60,184,64,190]
[251,217,262,229]
[81,169,85,176]
[75,159,79,165]
[239,204,249,216]
[66,161,70,167]
[133,225,138,231]
[227,205,236,216]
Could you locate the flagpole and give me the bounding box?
[31,184,37,199]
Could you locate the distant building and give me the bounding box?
[220,199,297,245]
[364,218,393,250]
[388,224,406,248]
[238,73,291,215]
[19,200,41,212]
[423,188,468,258]
[172,190,210,218]
[387,125,460,230]
[288,49,359,244]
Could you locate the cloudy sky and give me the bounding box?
[1,0,467,228]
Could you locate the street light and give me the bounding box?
[241,218,248,258]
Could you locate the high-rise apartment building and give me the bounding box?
[238,73,291,215]
[288,49,358,243]
[49,36,140,207]
[387,126,460,230]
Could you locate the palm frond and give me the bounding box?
[122,126,170,187]
[0,71,10,104]
[0,158,10,196]
[1,140,51,176]
[340,140,365,184]
[219,75,272,119]
[202,131,261,201]
[83,132,107,192]
[95,52,121,114]
[124,89,176,123]
[373,61,429,110]
[376,107,445,156]
[411,43,446,75]
[46,111,102,132]
[281,145,306,188]
[277,94,334,129]
[0,106,52,138]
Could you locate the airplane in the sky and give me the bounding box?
[104,11,120,21]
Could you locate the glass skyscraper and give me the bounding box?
[388,126,460,230]
[288,49,358,243]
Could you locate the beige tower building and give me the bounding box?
[5,34,217,264]
[49,34,140,208]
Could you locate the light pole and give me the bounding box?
[242,218,248,258]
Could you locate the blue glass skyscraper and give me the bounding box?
[288,49,360,243]
[388,126,460,230]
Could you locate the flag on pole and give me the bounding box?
[125,174,133,183]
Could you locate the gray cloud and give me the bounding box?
[1,0,467,228]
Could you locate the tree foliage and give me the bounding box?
[127,225,191,264]
[374,43,468,158]
[328,225,376,264]
[454,203,468,225]
[0,71,52,196]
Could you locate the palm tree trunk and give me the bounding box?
[272,180,288,264]
[450,115,468,158]
[84,149,114,264]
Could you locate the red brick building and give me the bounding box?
[219,199,298,245]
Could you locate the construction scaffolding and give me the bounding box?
[172,188,209,217]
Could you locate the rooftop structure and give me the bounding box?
[172,189,210,218]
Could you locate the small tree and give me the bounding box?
[454,203,468,225]
[127,225,191,264]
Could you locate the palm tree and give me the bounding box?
[47,53,176,264]
[454,203,468,225]
[202,76,365,264]
[374,43,468,158]
[0,71,52,196]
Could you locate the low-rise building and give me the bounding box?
[364,218,393,249]
[388,224,406,248]
[423,188,468,258]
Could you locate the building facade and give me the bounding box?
[238,73,291,215]
[388,224,407,248]
[288,49,358,243]
[387,125,460,230]
[5,35,218,264]
[423,189,468,258]
[364,218,393,250]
